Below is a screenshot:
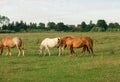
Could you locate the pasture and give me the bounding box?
[0,32,120,82]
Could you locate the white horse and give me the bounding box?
[39,37,63,56]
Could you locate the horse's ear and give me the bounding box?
[58,37,60,40]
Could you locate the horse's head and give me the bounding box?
[39,45,43,55]
[56,38,62,48]
[0,42,3,55]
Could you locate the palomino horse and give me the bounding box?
[0,37,24,56]
[56,36,94,57]
[39,37,62,56]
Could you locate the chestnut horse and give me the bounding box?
[56,36,94,57]
[0,37,24,56]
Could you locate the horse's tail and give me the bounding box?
[90,39,93,48]
[22,41,24,50]
[20,38,24,50]
[89,38,94,55]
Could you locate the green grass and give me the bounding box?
[0,32,120,82]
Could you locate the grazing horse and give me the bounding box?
[56,36,94,57]
[0,37,24,56]
[39,37,62,56]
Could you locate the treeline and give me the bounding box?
[0,15,120,33]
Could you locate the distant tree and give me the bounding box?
[56,22,65,31]
[2,25,8,30]
[0,15,10,24]
[19,21,27,31]
[81,21,87,32]
[63,25,71,32]
[0,15,10,29]
[107,22,120,31]
[29,22,37,29]
[13,21,21,32]
[91,26,105,32]
[66,25,75,32]
[47,22,56,30]
[108,23,115,29]
[114,22,120,28]
[87,20,95,31]
[6,22,15,30]
[38,22,45,29]
[97,19,108,31]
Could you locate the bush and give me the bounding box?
[106,28,120,32]
[90,27,105,32]
[0,30,15,33]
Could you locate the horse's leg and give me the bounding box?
[17,47,21,57]
[87,46,94,57]
[58,47,61,56]
[45,46,51,56]
[90,48,94,57]
[69,45,74,56]
[20,41,24,56]
[7,47,11,56]
[61,44,66,56]
[87,47,90,53]
[80,46,86,56]
[61,46,65,55]
[43,47,47,56]
[21,48,24,56]
[58,45,65,56]
[6,47,9,56]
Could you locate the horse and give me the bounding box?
[39,37,62,56]
[0,37,24,56]
[56,36,94,57]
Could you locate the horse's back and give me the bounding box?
[81,36,93,47]
[62,36,74,44]
[2,37,22,47]
[61,36,84,48]
[71,38,85,48]
[2,37,13,47]
[41,38,51,44]
[41,38,58,48]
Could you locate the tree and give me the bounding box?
[97,19,108,31]
[29,22,37,29]
[0,15,10,29]
[107,22,120,32]
[19,20,27,31]
[14,21,21,32]
[0,15,10,24]
[114,22,120,28]
[87,20,94,31]
[81,21,87,32]
[108,23,115,29]
[6,22,15,30]
[38,22,45,29]
[56,22,65,31]
[47,22,56,30]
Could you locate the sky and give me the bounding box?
[0,0,120,25]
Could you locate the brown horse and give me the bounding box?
[56,36,94,57]
[0,37,24,56]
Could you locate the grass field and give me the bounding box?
[0,32,120,82]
